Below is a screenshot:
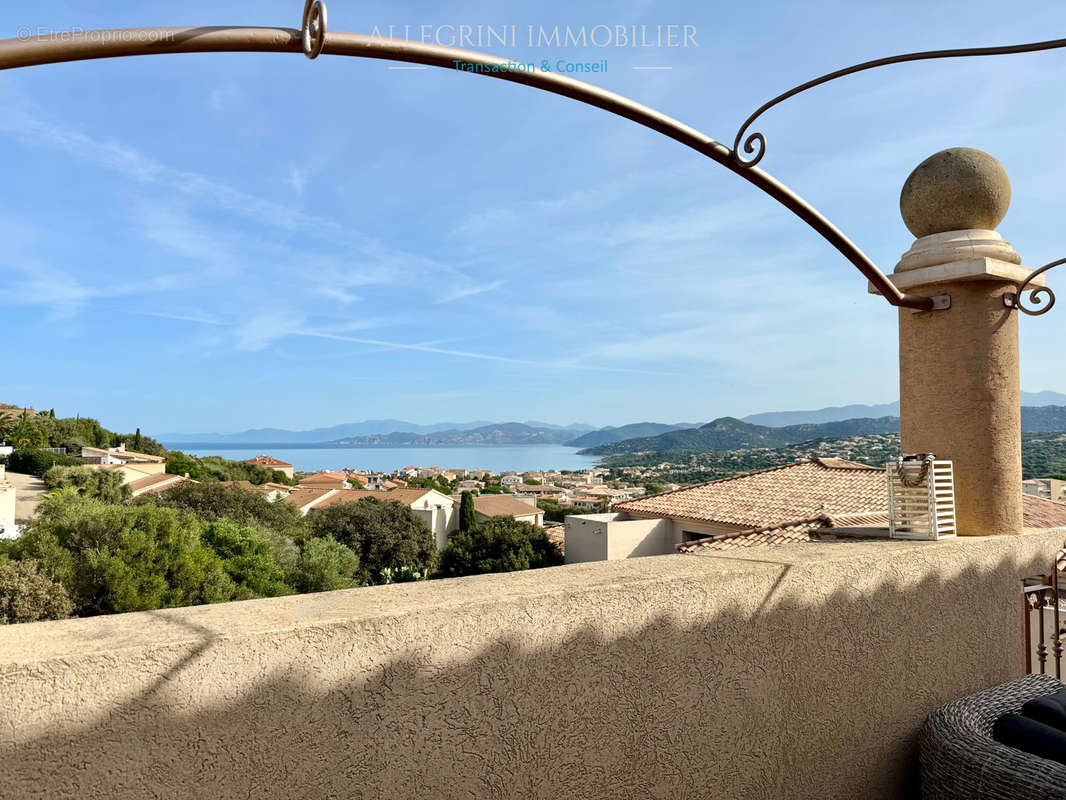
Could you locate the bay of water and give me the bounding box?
[161,443,599,474]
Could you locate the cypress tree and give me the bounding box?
[459,491,477,533]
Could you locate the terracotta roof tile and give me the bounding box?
[1023,494,1066,529]
[307,488,446,510]
[473,495,541,518]
[245,455,293,468]
[127,473,189,494]
[617,458,884,529]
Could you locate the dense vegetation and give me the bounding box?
[0,405,292,484]
[0,484,445,622]
[438,517,563,578]
[307,497,438,584]
[43,466,131,504]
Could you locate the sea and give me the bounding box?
[159,443,600,474]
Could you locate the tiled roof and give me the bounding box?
[616,458,885,529]
[473,495,541,518]
[245,455,293,468]
[678,511,890,553]
[127,473,189,495]
[282,488,336,511]
[299,471,349,485]
[681,496,1066,554]
[543,521,565,555]
[306,488,445,510]
[82,446,166,463]
[1023,495,1066,529]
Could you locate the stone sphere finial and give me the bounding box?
[900,147,1011,238]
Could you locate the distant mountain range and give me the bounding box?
[330,423,580,447]
[740,391,1066,427]
[581,404,1066,456]
[161,419,595,444]
[565,422,701,448]
[579,416,903,456]
[157,390,1066,449]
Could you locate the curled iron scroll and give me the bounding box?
[1003,257,1066,316]
[732,36,1066,168]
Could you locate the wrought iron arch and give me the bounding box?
[2,6,1064,314]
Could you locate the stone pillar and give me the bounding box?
[887,148,1044,536]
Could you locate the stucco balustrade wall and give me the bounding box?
[0,529,1062,799]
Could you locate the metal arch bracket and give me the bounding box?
[1003,258,1065,316]
[0,6,1060,317]
[911,295,951,314]
[733,36,1066,169]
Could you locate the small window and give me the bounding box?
[682,530,708,543]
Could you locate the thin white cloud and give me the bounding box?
[436,279,506,303]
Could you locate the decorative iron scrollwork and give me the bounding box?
[732,36,1066,168]
[1003,257,1065,316]
[301,0,327,59]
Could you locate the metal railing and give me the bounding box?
[1023,543,1066,676]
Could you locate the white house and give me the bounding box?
[288,487,458,550]
[0,465,15,538]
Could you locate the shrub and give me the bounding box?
[5,448,82,477]
[136,481,309,542]
[43,465,131,504]
[16,491,235,615]
[307,497,437,584]
[164,451,295,485]
[0,560,74,623]
[292,536,361,593]
[202,520,291,599]
[438,517,563,578]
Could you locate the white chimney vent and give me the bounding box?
[886,454,956,540]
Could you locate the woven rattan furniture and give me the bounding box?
[921,673,1066,799]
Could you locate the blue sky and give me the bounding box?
[1,0,1064,434]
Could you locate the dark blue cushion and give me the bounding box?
[994,712,1066,766]
[1023,688,1066,732]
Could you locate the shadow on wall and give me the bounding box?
[0,539,1051,800]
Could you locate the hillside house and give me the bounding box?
[81,445,167,484]
[565,458,1066,563]
[244,456,294,479]
[283,487,457,550]
[471,494,544,527]
[127,473,191,498]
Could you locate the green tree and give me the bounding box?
[437,517,563,578]
[307,497,437,584]
[459,491,477,532]
[136,481,309,543]
[163,451,294,485]
[292,536,361,593]
[643,483,665,496]
[202,520,291,599]
[0,560,74,624]
[43,465,132,504]
[15,491,235,616]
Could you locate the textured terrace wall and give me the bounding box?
[0,529,1062,799]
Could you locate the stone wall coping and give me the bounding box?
[2,529,1062,668]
